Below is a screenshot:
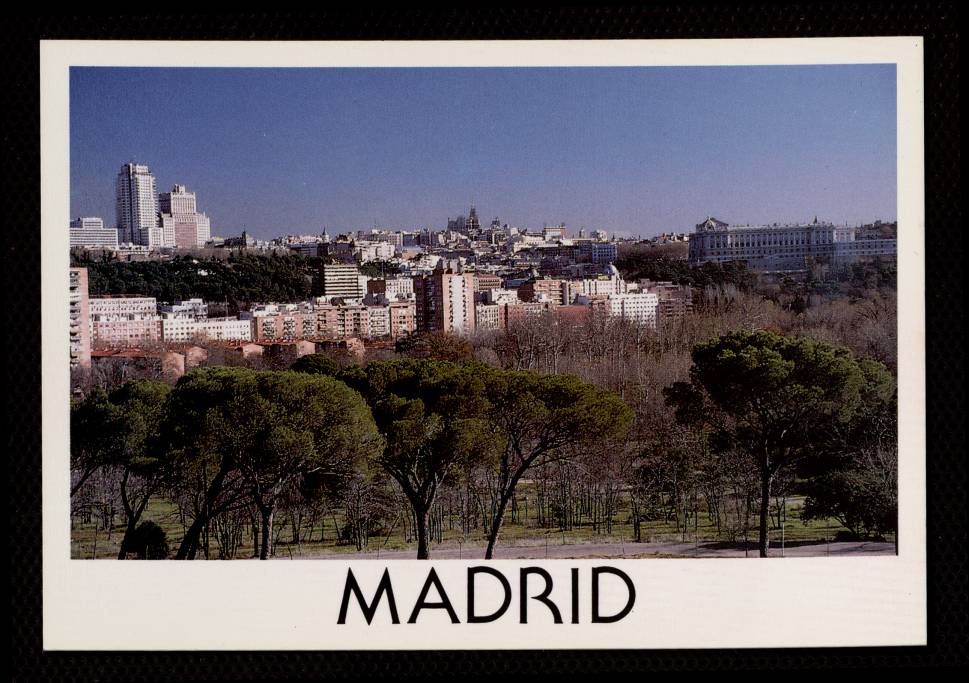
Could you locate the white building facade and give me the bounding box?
[116,163,160,246]
[89,296,158,319]
[160,316,252,342]
[159,298,208,319]
[322,264,367,300]
[89,296,161,346]
[605,292,660,327]
[70,217,119,249]
[688,217,897,271]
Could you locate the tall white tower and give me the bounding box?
[116,163,159,246]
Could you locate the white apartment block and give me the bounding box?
[564,274,627,303]
[70,217,119,249]
[69,267,91,368]
[116,163,159,246]
[241,303,307,318]
[475,303,501,331]
[590,242,619,264]
[356,240,396,262]
[161,317,252,342]
[605,292,659,328]
[367,306,391,338]
[543,225,567,241]
[89,297,158,319]
[322,264,367,300]
[92,319,161,346]
[160,298,208,319]
[89,296,161,346]
[356,230,404,248]
[483,288,519,305]
[158,213,176,247]
[367,277,414,301]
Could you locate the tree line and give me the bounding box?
[71,328,896,560]
[71,359,632,560]
[71,253,317,308]
[614,245,758,290]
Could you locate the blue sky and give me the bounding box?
[70,65,896,239]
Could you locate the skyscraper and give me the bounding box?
[159,184,212,248]
[413,263,476,334]
[116,163,160,246]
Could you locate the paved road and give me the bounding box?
[305,539,896,560]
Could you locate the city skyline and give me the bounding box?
[70,65,897,240]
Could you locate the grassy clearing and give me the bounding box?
[71,488,887,560]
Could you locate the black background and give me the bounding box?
[7,6,964,678]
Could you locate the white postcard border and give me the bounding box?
[42,38,925,650]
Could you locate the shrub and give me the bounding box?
[125,521,170,559]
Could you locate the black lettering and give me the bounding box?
[408,568,460,624]
[337,568,400,624]
[467,566,512,623]
[591,566,635,623]
[571,567,579,624]
[520,567,563,624]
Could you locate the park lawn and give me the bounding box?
[71,489,886,560]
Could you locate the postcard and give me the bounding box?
[42,38,925,650]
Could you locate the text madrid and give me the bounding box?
[337,566,636,625]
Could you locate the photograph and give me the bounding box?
[40,38,927,651]
[66,64,900,563]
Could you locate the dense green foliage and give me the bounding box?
[614,251,757,290]
[833,260,897,293]
[665,330,895,556]
[72,253,314,305]
[394,332,475,362]
[72,360,634,560]
[802,469,896,540]
[71,380,173,558]
[289,353,341,377]
[70,387,125,497]
[473,365,635,558]
[338,359,490,558]
[161,367,382,559]
[357,260,400,278]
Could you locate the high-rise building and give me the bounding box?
[321,263,367,300]
[158,184,197,214]
[116,163,159,246]
[159,184,212,248]
[413,265,476,334]
[69,268,91,369]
